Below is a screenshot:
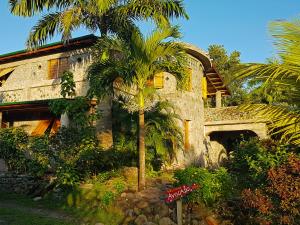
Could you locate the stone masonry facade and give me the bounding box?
[0,35,235,167]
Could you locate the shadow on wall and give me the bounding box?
[179,145,207,168]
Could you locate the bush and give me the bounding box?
[0,126,138,188]
[67,177,126,225]
[0,128,29,173]
[218,138,300,224]
[228,138,293,189]
[174,167,234,206]
[242,154,300,225]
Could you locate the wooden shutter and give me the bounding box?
[202,77,207,100]
[48,59,59,79]
[50,119,61,135]
[154,72,164,89]
[184,120,190,150]
[48,57,69,79]
[31,119,53,136]
[58,57,69,76]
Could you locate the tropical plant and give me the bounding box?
[9,0,188,47]
[87,26,188,190]
[113,99,183,170]
[228,138,293,190]
[208,44,247,106]
[242,154,300,225]
[235,20,300,145]
[174,166,234,206]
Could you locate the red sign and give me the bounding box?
[165,184,199,203]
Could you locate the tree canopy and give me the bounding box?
[9,0,188,48]
[236,19,300,145]
[208,44,247,106]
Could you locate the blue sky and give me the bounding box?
[0,1,300,62]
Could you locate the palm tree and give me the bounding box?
[87,26,188,190]
[9,0,188,47]
[236,19,300,145]
[113,99,183,168]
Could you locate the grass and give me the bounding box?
[0,208,74,225]
[0,192,79,225]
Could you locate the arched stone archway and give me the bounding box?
[206,130,258,167]
[205,120,268,140]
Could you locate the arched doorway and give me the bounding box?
[207,130,258,167]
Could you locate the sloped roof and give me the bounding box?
[183,43,230,96]
[0,35,97,64]
[206,66,230,96]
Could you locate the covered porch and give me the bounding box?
[0,100,60,135]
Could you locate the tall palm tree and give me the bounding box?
[9,0,188,47]
[113,99,183,165]
[87,26,188,190]
[236,19,300,145]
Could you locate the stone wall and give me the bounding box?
[158,54,206,166]
[0,49,113,146]
[205,106,258,122]
[0,173,39,194]
[0,49,91,103]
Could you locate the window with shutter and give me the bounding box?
[202,77,207,100]
[154,72,164,89]
[48,59,59,79]
[58,57,69,75]
[48,57,69,79]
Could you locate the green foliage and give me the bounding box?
[112,100,183,170]
[0,125,139,188]
[9,0,188,47]
[228,138,295,189]
[49,97,98,128]
[0,128,29,173]
[208,44,246,106]
[242,154,300,225]
[0,207,75,225]
[235,20,300,145]
[67,178,126,225]
[60,71,76,98]
[87,26,188,101]
[217,139,300,224]
[174,167,234,206]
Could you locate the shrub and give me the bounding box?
[228,138,293,189]
[67,177,126,225]
[242,154,300,225]
[174,167,234,206]
[0,128,29,173]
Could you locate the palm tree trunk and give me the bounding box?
[138,91,146,191]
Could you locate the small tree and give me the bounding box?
[87,26,188,190]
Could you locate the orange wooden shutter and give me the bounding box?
[154,72,164,89]
[50,119,61,134]
[184,120,190,150]
[31,120,52,136]
[48,59,59,79]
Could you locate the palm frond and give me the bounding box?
[27,12,62,48]
[124,0,189,21]
[239,104,300,145]
[9,0,58,16]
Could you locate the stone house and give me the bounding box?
[0,34,260,167]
